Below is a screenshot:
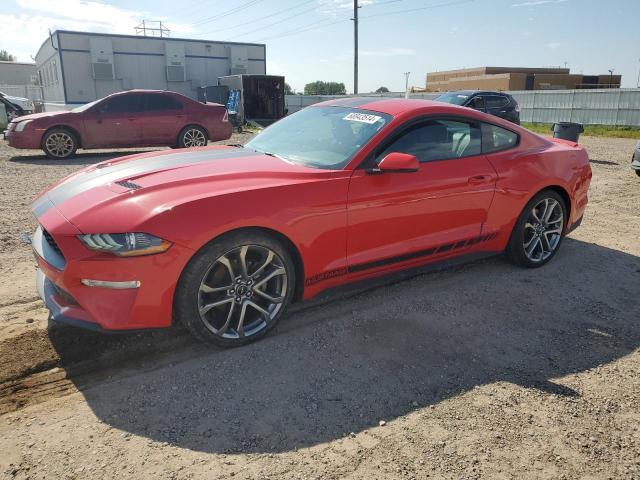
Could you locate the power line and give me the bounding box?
[191,0,266,27]
[254,17,350,42]
[191,0,316,36]
[227,3,323,39]
[360,0,474,20]
[245,0,474,44]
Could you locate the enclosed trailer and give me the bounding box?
[217,74,285,126]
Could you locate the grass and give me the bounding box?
[522,122,640,139]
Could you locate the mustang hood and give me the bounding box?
[32,146,331,231]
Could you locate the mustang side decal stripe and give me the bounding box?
[305,232,501,286]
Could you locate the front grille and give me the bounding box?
[115,180,142,190]
[42,229,63,257]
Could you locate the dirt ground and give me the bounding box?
[0,135,639,480]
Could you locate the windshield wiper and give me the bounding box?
[226,143,244,148]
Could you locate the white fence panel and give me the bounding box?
[287,89,640,126]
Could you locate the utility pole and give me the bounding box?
[404,72,410,99]
[353,0,359,95]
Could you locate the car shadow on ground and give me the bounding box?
[50,238,640,454]
[8,149,163,166]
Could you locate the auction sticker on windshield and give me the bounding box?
[343,112,382,124]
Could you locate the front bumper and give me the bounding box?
[4,128,41,149]
[632,148,640,171]
[31,211,193,332]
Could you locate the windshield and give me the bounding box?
[71,99,102,113]
[435,92,470,106]
[244,106,391,169]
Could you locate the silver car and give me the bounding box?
[0,91,34,119]
[633,141,640,177]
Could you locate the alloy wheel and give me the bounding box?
[197,245,288,339]
[183,128,207,147]
[45,132,74,158]
[523,198,564,263]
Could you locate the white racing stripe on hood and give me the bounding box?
[32,148,257,217]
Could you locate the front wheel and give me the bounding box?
[506,190,567,268]
[177,125,208,148]
[175,231,296,347]
[42,128,78,159]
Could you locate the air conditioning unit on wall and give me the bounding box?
[165,43,186,82]
[229,46,248,75]
[89,37,114,80]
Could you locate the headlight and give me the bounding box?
[78,233,172,257]
[15,120,32,132]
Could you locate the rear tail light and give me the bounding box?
[515,104,521,112]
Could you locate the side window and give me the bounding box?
[379,119,482,163]
[99,95,143,114]
[485,96,509,109]
[468,96,485,109]
[481,123,519,153]
[145,94,183,111]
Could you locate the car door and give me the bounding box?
[82,94,144,148]
[346,117,497,270]
[138,93,185,145]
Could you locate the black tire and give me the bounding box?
[42,128,78,159]
[635,170,640,177]
[506,189,567,268]
[177,125,208,148]
[174,230,296,347]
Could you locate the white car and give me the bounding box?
[0,91,34,117]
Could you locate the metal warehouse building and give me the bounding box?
[35,30,266,106]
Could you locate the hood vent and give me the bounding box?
[115,180,142,190]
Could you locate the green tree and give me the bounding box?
[284,82,294,95]
[304,81,347,95]
[375,86,390,93]
[0,50,16,61]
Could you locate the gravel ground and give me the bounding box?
[0,135,639,479]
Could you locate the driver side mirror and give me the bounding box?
[372,152,419,174]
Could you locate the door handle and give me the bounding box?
[128,118,136,121]
[176,114,185,118]
[468,175,493,185]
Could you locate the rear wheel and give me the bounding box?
[175,231,296,347]
[506,190,567,268]
[42,128,77,159]
[177,125,208,148]
[635,170,640,177]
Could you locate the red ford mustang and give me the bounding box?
[5,89,231,159]
[31,98,591,346]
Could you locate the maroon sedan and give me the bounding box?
[4,89,232,159]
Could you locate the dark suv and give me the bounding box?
[435,90,520,124]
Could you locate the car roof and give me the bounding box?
[445,90,511,96]
[111,89,172,95]
[310,97,478,116]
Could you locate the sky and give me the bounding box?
[2,0,639,93]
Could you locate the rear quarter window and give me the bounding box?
[481,123,519,153]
